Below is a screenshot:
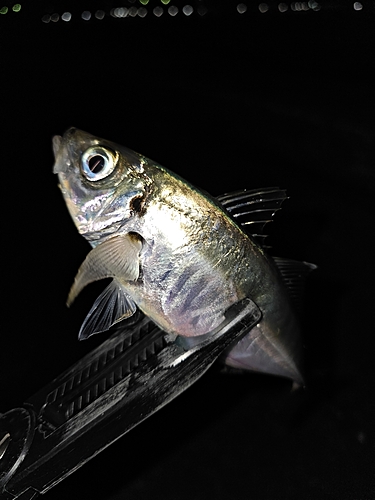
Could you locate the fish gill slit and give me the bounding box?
[130,194,145,215]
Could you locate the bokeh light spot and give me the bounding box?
[95,10,105,19]
[198,5,207,15]
[278,3,288,12]
[168,5,178,15]
[183,4,193,15]
[308,1,320,9]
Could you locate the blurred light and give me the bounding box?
[153,6,163,15]
[139,0,149,4]
[0,6,8,14]
[278,3,288,11]
[95,10,105,19]
[41,14,50,22]
[116,7,128,17]
[357,431,366,444]
[354,2,362,10]
[237,3,247,13]
[258,3,268,13]
[12,4,21,12]
[161,0,170,4]
[291,2,310,10]
[110,7,131,17]
[183,4,193,15]
[81,11,91,20]
[308,0,320,9]
[138,7,147,16]
[51,13,59,22]
[168,5,178,15]
[61,12,71,21]
[197,5,207,15]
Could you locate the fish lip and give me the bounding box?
[52,128,79,174]
[52,135,62,158]
[52,135,63,174]
[52,133,72,174]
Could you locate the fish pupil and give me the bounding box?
[88,155,105,173]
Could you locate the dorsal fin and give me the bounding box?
[272,257,317,314]
[216,188,288,247]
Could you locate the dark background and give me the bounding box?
[1,1,374,498]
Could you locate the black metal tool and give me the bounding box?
[0,298,261,499]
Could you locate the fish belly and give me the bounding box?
[127,250,239,337]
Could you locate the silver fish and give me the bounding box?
[53,128,309,385]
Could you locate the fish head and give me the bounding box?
[53,128,151,244]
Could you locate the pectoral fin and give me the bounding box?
[78,279,137,340]
[67,233,142,307]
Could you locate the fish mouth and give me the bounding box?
[53,128,88,175]
[52,135,62,158]
[52,133,72,174]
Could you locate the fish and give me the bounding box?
[53,127,313,386]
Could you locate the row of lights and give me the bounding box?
[42,4,208,22]
[238,1,364,13]
[257,2,321,12]
[40,1,366,22]
[0,4,20,13]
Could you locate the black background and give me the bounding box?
[1,1,374,498]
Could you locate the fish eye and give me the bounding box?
[81,146,118,181]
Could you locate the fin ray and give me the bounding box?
[272,256,317,314]
[216,188,288,246]
[67,233,142,306]
[78,280,137,340]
